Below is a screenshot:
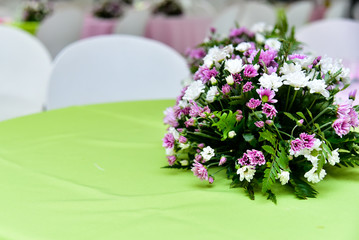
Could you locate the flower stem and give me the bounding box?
[285,87,291,111]
[308,107,330,126]
[308,98,317,110]
[288,89,298,111]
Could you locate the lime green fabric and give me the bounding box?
[0,100,358,240]
[10,21,39,35]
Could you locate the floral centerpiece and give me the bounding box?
[162,12,359,203]
[152,0,183,17]
[21,0,52,22]
[93,0,126,19]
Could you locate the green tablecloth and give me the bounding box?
[0,100,358,240]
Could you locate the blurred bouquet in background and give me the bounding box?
[163,11,359,203]
[152,0,183,17]
[21,0,52,22]
[93,0,132,19]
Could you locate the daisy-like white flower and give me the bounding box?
[265,38,281,51]
[258,73,283,91]
[206,86,219,103]
[277,170,290,185]
[280,62,302,75]
[255,33,265,43]
[307,79,330,98]
[251,22,273,33]
[183,81,205,101]
[304,167,327,183]
[282,71,310,90]
[237,165,256,182]
[225,59,244,74]
[203,46,231,67]
[236,42,252,52]
[292,55,315,68]
[327,148,340,165]
[200,146,215,161]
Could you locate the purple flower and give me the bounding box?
[332,118,351,138]
[222,84,231,95]
[262,103,277,119]
[243,82,254,92]
[349,89,357,101]
[254,121,265,128]
[191,161,208,181]
[194,66,218,83]
[238,153,250,166]
[198,143,205,149]
[179,136,187,143]
[219,156,227,166]
[208,176,214,184]
[247,149,266,166]
[348,109,359,127]
[259,49,277,67]
[195,154,202,162]
[297,119,304,126]
[229,26,254,38]
[210,27,216,34]
[167,155,176,166]
[288,54,306,60]
[184,118,195,127]
[174,106,190,118]
[312,56,321,67]
[256,87,277,103]
[185,48,206,59]
[176,86,188,104]
[162,133,175,148]
[265,120,273,125]
[267,66,277,75]
[232,73,243,83]
[299,133,315,149]
[163,107,179,127]
[246,98,261,109]
[337,103,351,117]
[290,138,304,153]
[243,65,258,78]
[236,110,243,122]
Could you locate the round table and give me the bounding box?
[0,100,358,239]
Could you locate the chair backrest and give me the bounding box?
[286,1,314,29]
[238,2,276,28]
[296,18,359,61]
[210,4,241,37]
[0,26,51,120]
[46,35,190,110]
[113,8,151,36]
[324,0,350,19]
[36,8,84,59]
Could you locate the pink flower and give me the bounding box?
[184,118,195,127]
[233,73,243,83]
[243,82,254,92]
[195,154,203,162]
[208,176,214,184]
[179,136,187,143]
[219,156,227,166]
[337,103,352,117]
[198,143,205,149]
[243,65,258,78]
[297,119,304,126]
[348,108,359,127]
[167,155,176,166]
[290,138,304,153]
[256,87,277,103]
[262,103,277,119]
[236,110,243,121]
[299,133,315,149]
[247,149,266,166]
[222,84,231,95]
[238,153,250,166]
[349,89,357,101]
[265,120,273,125]
[288,54,306,60]
[163,107,179,127]
[191,161,208,181]
[332,118,351,138]
[194,66,218,83]
[246,98,261,109]
[162,133,175,148]
[254,121,265,128]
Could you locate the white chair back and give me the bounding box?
[46,35,190,110]
[238,2,276,28]
[210,4,241,37]
[286,1,314,29]
[0,26,51,120]
[113,8,151,36]
[36,8,84,59]
[324,0,350,19]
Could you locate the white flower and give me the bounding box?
[327,148,340,166]
[237,166,256,182]
[282,71,310,90]
[210,76,217,85]
[307,79,329,98]
[251,22,273,33]
[228,131,236,138]
[311,139,322,152]
[226,75,234,85]
[168,127,179,140]
[292,55,315,68]
[165,147,174,156]
[180,160,189,166]
[255,33,265,44]
[304,167,327,183]
[225,59,244,74]
[181,77,193,87]
[183,81,205,101]
[265,38,281,51]
[206,86,219,103]
[277,170,290,185]
[303,154,318,165]
[236,42,251,52]
[201,146,215,161]
[253,64,260,71]
[203,46,230,67]
[179,143,190,149]
[280,62,302,75]
[258,73,283,91]
[178,100,189,108]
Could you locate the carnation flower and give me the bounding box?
[246,98,261,109]
[236,42,252,52]
[280,62,302,75]
[163,107,178,127]
[262,103,277,119]
[290,138,304,154]
[201,146,215,161]
[299,133,315,149]
[167,155,176,166]
[255,121,264,128]
[282,71,309,90]
[219,156,227,166]
[226,75,234,85]
[243,82,254,92]
[332,118,351,138]
[191,161,208,181]
[258,73,283,91]
[243,64,259,78]
[162,133,175,148]
[237,166,256,182]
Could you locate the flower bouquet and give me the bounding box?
[93,0,124,19]
[163,12,359,203]
[152,0,183,17]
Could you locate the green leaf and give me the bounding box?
[212,111,237,141]
[253,49,261,65]
[277,145,290,170]
[283,112,298,122]
[243,133,257,147]
[306,108,313,120]
[290,177,318,199]
[259,130,277,146]
[262,145,276,156]
[296,112,306,121]
[266,190,277,204]
[262,161,280,193]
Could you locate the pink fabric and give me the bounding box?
[80,15,117,39]
[309,5,327,22]
[145,15,212,54]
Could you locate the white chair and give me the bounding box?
[46,35,190,110]
[36,8,84,59]
[113,8,151,36]
[324,0,350,19]
[286,1,314,29]
[296,18,359,61]
[181,0,217,16]
[0,26,51,121]
[209,4,241,37]
[238,2,276,28]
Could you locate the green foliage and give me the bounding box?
[259,130,277,147]
[290,177,318,199]
[262,161,280,193]
[212,111,237,141]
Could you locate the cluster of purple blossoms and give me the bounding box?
[162,133,175,149]
[191,161,208,181]
[185,47,206,59]
[290,133,316,154]
[238,149,266,166]
[246,88,278,123]
[332,102,359,138]
[194,66,218,83]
